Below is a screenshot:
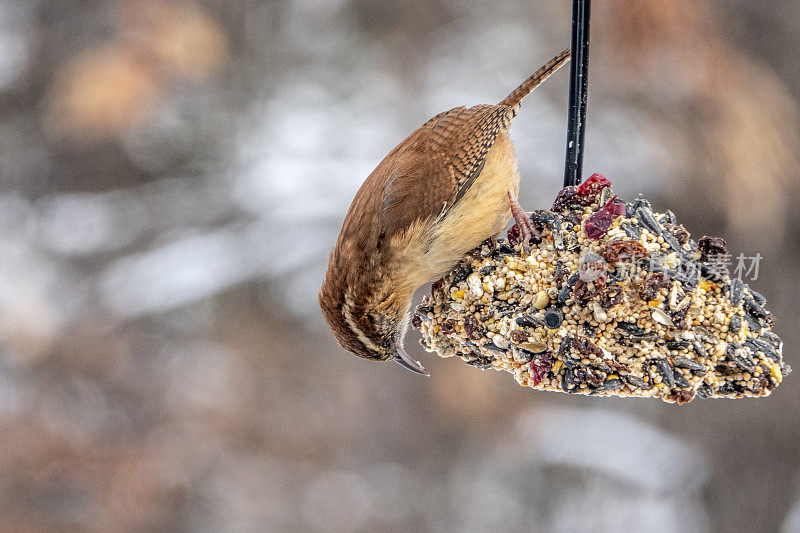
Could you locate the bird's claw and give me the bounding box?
[508,190,539,254]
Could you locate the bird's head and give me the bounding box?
[318,281,429,376]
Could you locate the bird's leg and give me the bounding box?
[508,190,538,253]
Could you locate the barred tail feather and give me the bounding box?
[500,48,570,112]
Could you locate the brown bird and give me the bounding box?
[319,49,570,375]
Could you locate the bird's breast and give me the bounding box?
[388,131,520,287]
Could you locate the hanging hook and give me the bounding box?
[564,0,591,187]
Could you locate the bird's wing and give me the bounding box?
[380,104,512,240]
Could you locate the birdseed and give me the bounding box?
[414,174,789,404]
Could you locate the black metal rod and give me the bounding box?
[564,0,591,187]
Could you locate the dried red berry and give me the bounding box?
[599,282,623,309]
[586,370,605,388]
[463,315,486,341]
[698,235,728,260]
[572,336,604,357]
[577,173,611,202]
[552,186,582,212]
[756,364,772,392]
[601,239,648,263]
[573,278,590,301]
[606,360,630,373]
[665,388,695,405]
[664,223,690,245]
[530,351,554,386]
[594,276,607,294]
[639,271,670,301]
[411,314,422,328]
[440,319,455,334]
[585,197,626,240]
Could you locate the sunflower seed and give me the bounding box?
[744,313,763,333]
[491,336,510,350]
[599,185,614,206]
[479,265,497,276]
[617,322,647,336]
[637,207,662,234]
[693,326,719,343]
[622,374,652,390]
[671,264,699,286]
[515,349,535,363]
[661,231,683,253]
[743,294,767,319]
[668,284,680,309]
[696,384,712,399]
[551,214,565,250]
[451,265,473,287]
[592,302,608,323]
[483,342,506,353]
[558,335,573,357]
[673,357,705,372]
[518,342,547,353]
[557,284,573,305]
[666,340,690,351]
[673,372,691,388]
[493,242,516,257]
[692,341,709,359]
[701,263,725,282]
[652,308,675,327]
[516,314,542,328]
[732,348,756,372]
[653,358,675,387]
[744,337,780,362]
[621,222,642,240]
[596,378,623,392]
[561,368,580,393]
[530,210,556,227]
[728,278,744,307]
[761,331,783,351]
[465,355,493,369]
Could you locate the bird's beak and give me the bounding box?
[394,346,430,376]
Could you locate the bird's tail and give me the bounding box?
[500,48,570,112]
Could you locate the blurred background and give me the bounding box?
[0,0,798,531]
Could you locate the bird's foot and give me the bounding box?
[508,190,538,254]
